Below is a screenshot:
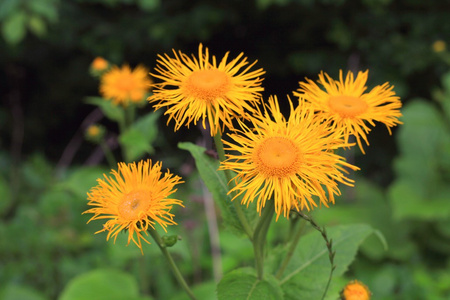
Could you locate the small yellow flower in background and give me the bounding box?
[432,40,446,53]
[148,44,265,136]
[220,96,359,219]
[91,57,109,72]
[294,70,402,154]
[84,159,184,253]
[100,64,152,106]
[85,124,105,143]
[341,280,371,300]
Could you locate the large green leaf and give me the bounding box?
[59,269,150,300]
[217,268,283,300]
[396,99,447,159]
[178,142,248,234]
[270,224,373,300]
[389,99,450,221]
[119,111,160,162]
[314,178,414,261]
[389,180,450,221]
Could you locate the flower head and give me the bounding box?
[85,124,105,143]
[294,70,402,153]
[84,159,184,253]
[340,280,371,300]
[100,64,152,106]
[148,44,265,136]
[220,96,358,219]
[432,40,446,53]
[91,57,109,72]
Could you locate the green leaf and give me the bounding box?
[396,99,447,159]
[28,15,47,37]
[272,224,373,300]
[119,112,160,162]
[137,0,160,11]
[57,166,107,199]
[119,128,153,162]
[0,0,20,21]
[132,111,160,142]
[217,268,284,300]
[0,284,47,300]
[169,280,217,300]
[28,0,58,23]
[389,180,450,221]
[58,269,143,300]
[85,97,125,124]
[2,11,27,45]
[178,142,248,234]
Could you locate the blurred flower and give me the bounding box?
[340,280,371,300]
[84,159,184,253]
[219,96,358,219]
[432,40,446,53]
[148,44,265,136]
[295,70,402,154]
[91,57,109,72]
[85,124,105,143]
[100,64,152,106]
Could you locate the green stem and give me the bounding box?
[125,104,136,128]
[294,211,336,300]
[213,132,254,239]
[275,217,306,279]
[253,200,275,280]
[100,141,117,168]
[149,230,198,300]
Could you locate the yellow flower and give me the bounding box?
[219,96,358,219]
[91,57,109,71]
[100,64,152,106]
[86,124,101,137]
[294,70,402,153]
[432,40,446,53]
[148,44,265,136]
[84,159,184,253]
[85,124,104,143]
[341,280,371,300]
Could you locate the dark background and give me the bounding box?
[2,0,449,173]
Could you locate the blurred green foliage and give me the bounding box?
[1,0,450,299]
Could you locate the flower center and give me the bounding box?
[328,95,368,117]
[184,69,230,101]
[118,191,150,220]
[254,137,300,177]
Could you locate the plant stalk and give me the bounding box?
[253,200,275,280]
[100,140,117,168]
[294,211,336,300]
[275,216,306,279]
[149,230,198,300]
